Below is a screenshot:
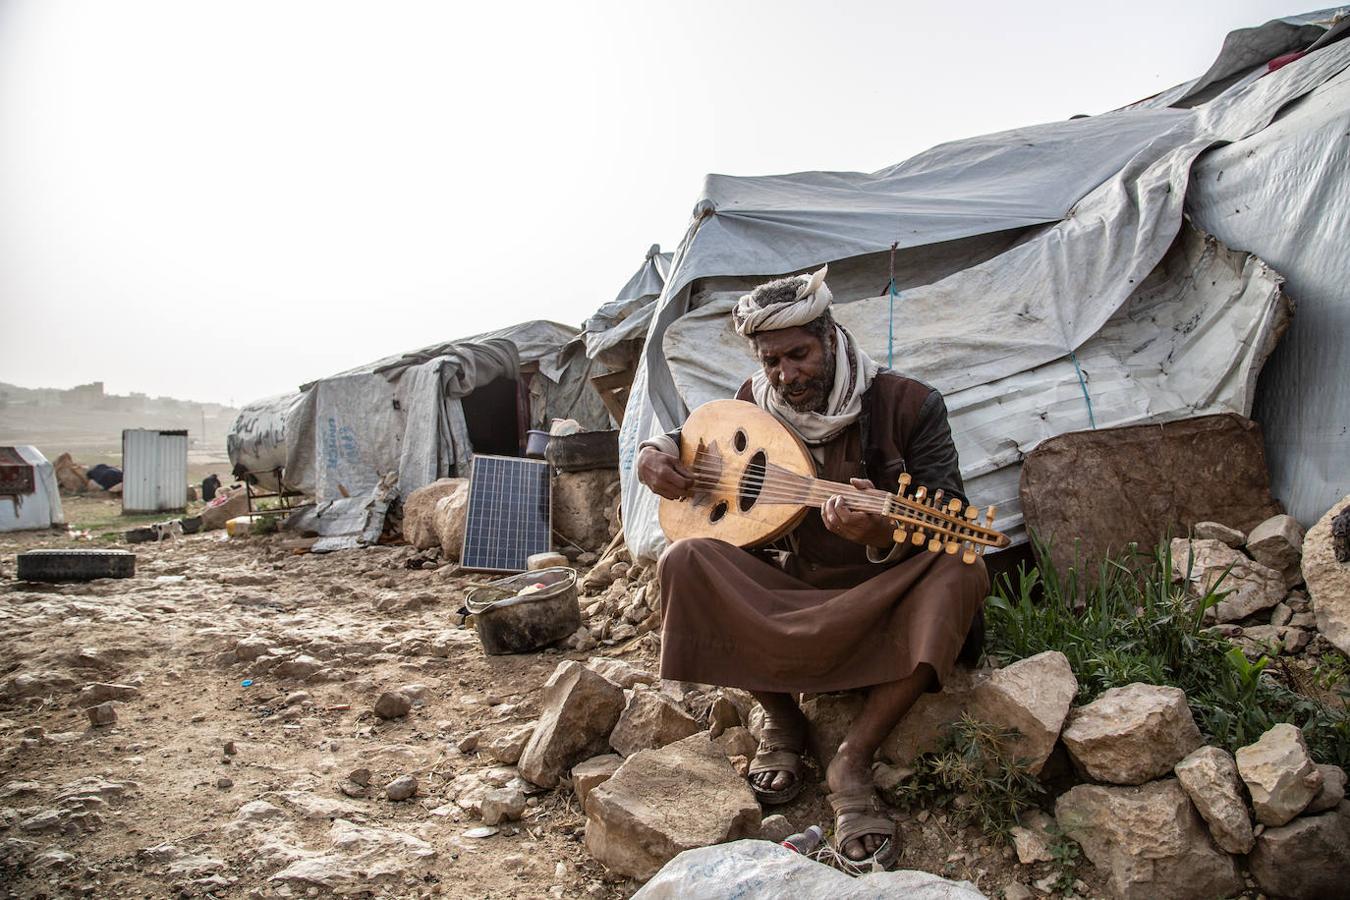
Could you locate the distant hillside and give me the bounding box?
[0,380,238,468]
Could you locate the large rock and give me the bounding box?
[880,666,987,766]
[585,733,761,880]
[552,469,619,551]
[968,650,1077,775]
[1194,521,1244,547]
[518,661,625,788]
[1305,495,1350,655]
[1245,514,1305,587]
[801,692,865,770]
[201,487,249,531]
[1247,801,1350,900]
[609,688,701,757]
[1060,683,1201,785]
[432,482,471,561]
[401,478,465,550]
[1019,414,1282,590]
[1172,746,1253,854]
[1235,722,1323,826]
[1170,538,1285,622]
[1054,779,1242,900]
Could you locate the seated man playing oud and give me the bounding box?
[636,267,989,868]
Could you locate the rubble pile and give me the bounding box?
[1174,508,1349,661]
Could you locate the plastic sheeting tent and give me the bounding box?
[620,9,1350,562]
[579,244,673,369]
[0,446,65,533]
[230,320,610,524]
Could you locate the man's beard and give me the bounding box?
[777,345,836,413]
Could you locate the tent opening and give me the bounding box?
[463,375,524,457]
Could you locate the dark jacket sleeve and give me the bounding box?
[904,390,966,504]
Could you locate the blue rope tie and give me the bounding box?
[887,277,898,368]
[1069,350,1096,429]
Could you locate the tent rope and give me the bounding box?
[1069,349,1096,429]
[887,242,899,368]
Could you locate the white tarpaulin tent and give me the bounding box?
[0,446,65,533]
[275,319,609,506]
[620,9,1349,562]
[580,245,673,368]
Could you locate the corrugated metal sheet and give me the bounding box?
[122,429,188,513]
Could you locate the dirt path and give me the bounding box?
[1,522,1079,898]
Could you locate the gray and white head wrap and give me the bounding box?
[732,266,833,337]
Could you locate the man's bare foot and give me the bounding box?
[825,747,891,861]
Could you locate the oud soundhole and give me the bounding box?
[708,500,729,523]
[738,450,766,512]
[733,429,748,453]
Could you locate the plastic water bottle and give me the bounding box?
[781,824,825,854]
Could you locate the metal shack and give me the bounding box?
[122,429,188,513]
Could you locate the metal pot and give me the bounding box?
[465,567,580,655]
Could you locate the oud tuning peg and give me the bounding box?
[945,539,960,555]
[897,473,912,495]
[962,547,977,564]
[914,485,927,502]
[984,505,998,525]
[910,530,926,546]
[927,537,943,553]
[964,505,979,520]
[932,489,944,507]
[947,498,963,513]
[893,527,908,544]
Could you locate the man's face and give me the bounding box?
[753,326,835,413]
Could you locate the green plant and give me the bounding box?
[1047,826,1081,894]
[891,714,1044,840]
[985,537,1350,767]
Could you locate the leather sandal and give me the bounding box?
[747,720,806,805]
[827,787,902,870]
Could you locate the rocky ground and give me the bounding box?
[0,506,1075,899]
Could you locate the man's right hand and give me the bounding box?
[637,446,695,500]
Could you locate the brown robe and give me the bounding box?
[656,371,989,694]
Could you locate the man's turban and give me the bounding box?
[732,266,832,337]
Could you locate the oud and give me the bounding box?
[658,399,1009,563]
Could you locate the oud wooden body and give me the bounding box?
[658,399,1009,562]
[658,400,815,548]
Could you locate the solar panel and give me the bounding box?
[460,455,552,573]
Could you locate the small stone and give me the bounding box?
[385,774,418,802]
[457,731,481,753]
[707,696,741,738]
[347,767,371,786]
[1269,602,1293,627]
[86,702,117,727]
[1246,514,1306,587]
[572,753,624,812]
[1194,521,1245,546]
[609,688,701,757]
[480,787,526,825]
[872,762,914,793]
[215,777,234,789]
[283,690,311,707]
[486,722,536,765]
[374,690,413,720]
[757,814,795,844]
[1306,764,1347,814]
[1174,746,1254,854]
[223,741,237,756]
[1010,810,1056,864]
[585,657,657,689]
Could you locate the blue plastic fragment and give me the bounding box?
[240,679,253,687]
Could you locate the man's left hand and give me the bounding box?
[821,478,895,550]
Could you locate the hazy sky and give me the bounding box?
[0,0,1305,406]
